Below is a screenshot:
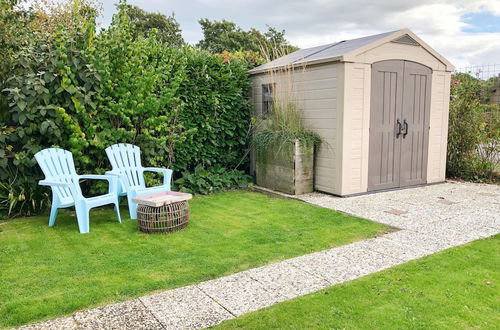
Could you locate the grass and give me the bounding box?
[216,235,500,330]
[0,190,388,328]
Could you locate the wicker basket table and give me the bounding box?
[132,191,193,234]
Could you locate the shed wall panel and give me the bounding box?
[427,71,451,183]
[340,62,371,195]
[249,62,342,194]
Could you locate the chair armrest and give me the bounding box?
[38,180,82,199]
[39,180,72,187]
[105,171,130,191]
[142,167,173,186]
[79,174,119,195]
[79,174,115,181]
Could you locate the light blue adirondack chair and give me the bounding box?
[105,143,173,219]
[35,148,122,234]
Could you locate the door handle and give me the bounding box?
[402,119,409,138]
[396,119,402,138]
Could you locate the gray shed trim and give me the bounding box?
[249,29,454,75]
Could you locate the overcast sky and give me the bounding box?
[97,0,500,69]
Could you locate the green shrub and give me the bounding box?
[174,165,252,195]
[447,73,499,182]
[0,1,251,217]
[0,165,49,218]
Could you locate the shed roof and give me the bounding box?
[249,29,454,74]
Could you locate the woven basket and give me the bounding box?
[136,201,189,234]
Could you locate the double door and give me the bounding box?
[368,60,431,191]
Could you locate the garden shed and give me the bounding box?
[249,29,454,196]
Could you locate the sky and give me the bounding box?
[96,0,500,70]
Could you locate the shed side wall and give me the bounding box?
[427,71,451,183]
[250,62,342,194]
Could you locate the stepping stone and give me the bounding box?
[479,192,497,197]
[437,199,457,205]
[384,209,408,215]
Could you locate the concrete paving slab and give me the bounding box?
[287,243,403,284]
[73,299,162,330]
[246,261,330,299]
[17,317,79,330]
[382,230,456,253]
[324,243,405,275]
[456,209,500,230]
[286,250,361,285]
[140,285,233,329]
[196,271,286,316]
[416,222,498,246]
[353,236,432,261]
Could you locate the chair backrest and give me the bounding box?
[34,148,81,204]
[105,143,145,189]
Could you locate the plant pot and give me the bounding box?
[255,139,313,195]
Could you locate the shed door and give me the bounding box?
[368,60,431,191]
[368,60,404,191]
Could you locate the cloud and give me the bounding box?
[98,0,500,67]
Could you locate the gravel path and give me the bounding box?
[18,181,500,330]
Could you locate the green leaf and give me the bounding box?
[71,96,82,109]
[18,113,26,124]
[17,100,27,111]
[40,121,50,134]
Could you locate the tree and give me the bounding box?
[126,4,183,46]
[197,19,252,53]
[196,18,297,64]
[260,26,297,59]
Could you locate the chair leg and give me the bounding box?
[114,196,120,211]
[48,204,59,227]
[75,205,90,234]
[127,195,138,220]
[114,201,122,223]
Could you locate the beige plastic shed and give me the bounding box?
[249,29,454,196]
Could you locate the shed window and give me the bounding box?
[262,83,274,117]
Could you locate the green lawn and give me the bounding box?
[0,190,388,328]
[216,235,500,330]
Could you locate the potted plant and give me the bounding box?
[253,102,321,195]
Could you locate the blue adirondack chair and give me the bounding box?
[105,143,173,219]
[34,148,122,234]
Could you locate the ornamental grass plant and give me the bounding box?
[253,44,321,160]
